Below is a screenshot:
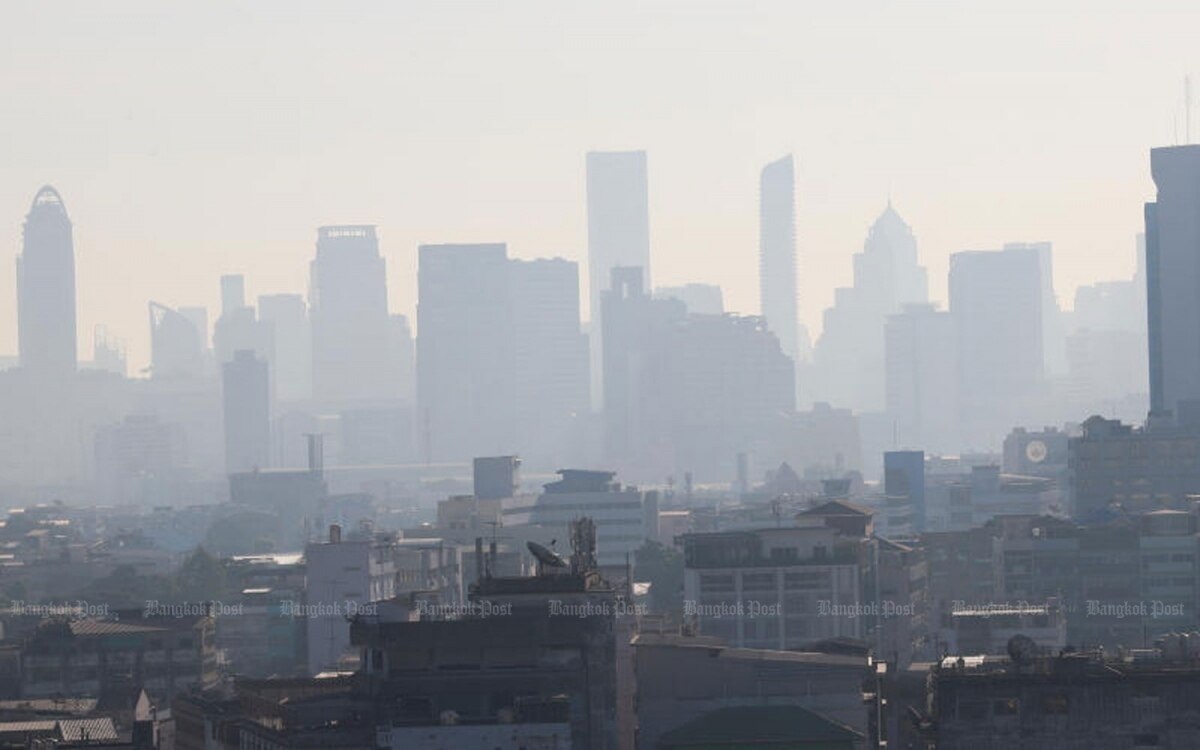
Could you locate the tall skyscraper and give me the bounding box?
[949,246,1044,447]
[214,274,270,366]
[149,301,205,379]
[258,293,312,403]
[759,155,800,362]
[811,204,928,412]
[1146,145,1200,418]
[17,185,76,377]
[586,150,650,409]
[510,257,590,465]
[222,349,271,474]
[885,303,959,453]
[417,243,516,462]
[309,225,393,405]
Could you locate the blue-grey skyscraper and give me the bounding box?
[759,155,799,363]
[417,243,516,461]
[1145,145,1200,419]
[586,150,650,410]
[309,225,393,405]
[17,186,76,377]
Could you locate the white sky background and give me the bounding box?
[0,0,1191,371]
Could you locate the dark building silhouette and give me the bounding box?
[1146,144,1200,418]
[17,185,76,378]
[222,349,270,474]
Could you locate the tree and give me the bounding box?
[634,541,684,615]
[172,546,229,603]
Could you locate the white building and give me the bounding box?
[501,470,657,570]
[304,524,397,674]
[682,525,865,651]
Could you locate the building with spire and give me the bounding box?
[811,204,928,413]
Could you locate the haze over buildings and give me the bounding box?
[5,6,1200,747]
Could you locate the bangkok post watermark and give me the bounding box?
[1086,600,1186,619]
[279,600,380,618]
[144,600,244,618]
[9,601,113,619]
[818,600,916,618]
[549,599,648,618]
[683,600,782,618]
[417,600,513,619]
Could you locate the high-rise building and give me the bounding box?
[389,313,415,407]
[1005,242,1065,377]
[214,274,271,366]
[258,293,311,403]
[417,243,516,461]
[811,204,928,412]
[309,225,393,405]
[17,185,77,377]
[586,150,650,409]
[222,349,270,474]
[602,266,794,480]
[1146,145,1200,418]
[601,266,686,468]
[885,303,959,453]
[149,302,205,379]
[949,246,1044,448]
[510,257,589,464]
[884,450,927,531]
[759,155,800,363]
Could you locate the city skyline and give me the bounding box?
[0,1,1190,371]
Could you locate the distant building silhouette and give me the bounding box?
[18,186,76,378]
[1145,145,1200,418]
[812,203,928,412]
[222,349,270,474]
[309,225,394,405]
[885,303,959,453]
[949,245,1044,448]
[759,155,801,364]
[653,283,725,315]
[258,293,311,403]
[417,243,516,461]
[602,266,794,480]
[389,313,416,407]
[510,257,589,465]
[586,150,650,410]
[148,302,205,379]
[213,274,271,366]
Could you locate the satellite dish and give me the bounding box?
[527,541,567,568]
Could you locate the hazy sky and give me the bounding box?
[0,1,1192,371]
